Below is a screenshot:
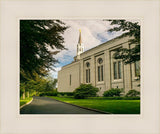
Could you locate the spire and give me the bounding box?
[76,29,84,61]
[78,29,82,44]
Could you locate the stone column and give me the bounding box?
[105,50,111,90]
[80,59,84,84]
[123,42,132,93]
[90,55,96,86]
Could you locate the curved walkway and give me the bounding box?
[20,96,101,114]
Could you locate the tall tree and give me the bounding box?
[20,20,68,82]
[106,20,140,64]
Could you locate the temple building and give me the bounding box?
[58,30,140,96]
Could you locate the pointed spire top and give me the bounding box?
[78,29,82,44]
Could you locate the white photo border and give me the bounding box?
[0,0,160,134]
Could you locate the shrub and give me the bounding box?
[58,92,74,96]
[103,88,122,97]
[63,94,68,97]
[57,94,63,97]
[125,90,140,97]
[39,90,58,96]
[73,84,99,99]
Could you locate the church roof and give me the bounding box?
[61,33,128,69]
[81,33,128,55]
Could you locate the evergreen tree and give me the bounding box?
[20,20,68,82]
[106,20,140,64]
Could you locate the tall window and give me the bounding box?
[98,66,101,81]
[86,62,90,83]
[113,62,117,79]
[118,61,122,79]
[113,61,122,79]
[86,69,90,83]
[69,74,71,85]
[101,65,103,81]
[135,61,140,77]
[97,58,103,82]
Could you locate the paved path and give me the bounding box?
[20,96,101,114]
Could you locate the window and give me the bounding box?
[86,62,90,67]
[97,58,104,82]
[69,74,71,85]
[135,61,140,77]
[101,65,103,81]
[98,66,101,81]
[86,62,90,83]
[98,58,103,64]
[113,61,122,79]
[89,69,90,82]
[118,61,121,79]
[113,62,118,79]
[86,69,90,83]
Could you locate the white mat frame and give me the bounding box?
[0,0,160,134]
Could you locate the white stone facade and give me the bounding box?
[58,34,140,96]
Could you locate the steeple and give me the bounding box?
[76,29,84,60]
[78,29,82,44]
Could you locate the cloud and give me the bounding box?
[50,67,62,78]
[52,20,124,78]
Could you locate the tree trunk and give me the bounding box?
[27,91,30,98]
[22,91,25,99]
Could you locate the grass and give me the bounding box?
[48,96,140,114]
[20,97,33,106]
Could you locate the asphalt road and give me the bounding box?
[20,96,101,114]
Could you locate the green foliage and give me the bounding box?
[125,90,140,97]
[48,96,140,114]
[39,90,58,96]
[73,84,99,99]
[20,97,32,106]
[106,20,140,64]
[57,94,63,97]
[63,94,68,97]
[58,92,74,96]
[45,78,57,92]
[89,96,140,100]
[20,20,68,82]
[25,76,47,94]
[20,74,58,98]
[103,88,122,97]
[20,83,26,97]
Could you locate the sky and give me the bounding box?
[50,20,124,78]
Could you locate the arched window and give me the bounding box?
[97,58,103,81]
[86,62,90,67]
[98,58,103,64]
[86,62,90,83]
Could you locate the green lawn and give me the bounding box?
[20,97,33,106]
[48,96,140,114]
